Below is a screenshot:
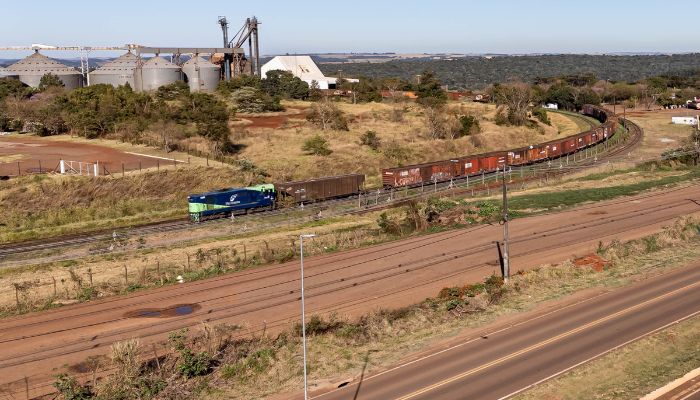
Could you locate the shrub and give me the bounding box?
[360,130,381,150]
[302,134,332,156]
[230,87,282,113]
[533,108,551,125]
[169,330,212,378]
[306,99,349,131]
[53,374,93,400]
[458,115,481,136]
[382,140,412,165]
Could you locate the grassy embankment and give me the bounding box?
[50,215,700,400]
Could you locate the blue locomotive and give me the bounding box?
[187,184,276,222]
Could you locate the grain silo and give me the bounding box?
[4,51,82,89]
[182,56,220,92]
[88,52,138,87]
[133,55,182,92]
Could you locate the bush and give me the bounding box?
[53,374,93,400]
[382,140,412,165]
[306,99,349,131]
[169,330,212,378]
[533,108,551,125]
[302,134,332,156]
[360,130,381,150]
[458,115,481,136]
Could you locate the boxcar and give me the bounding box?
[508,149,527,166]
[188,184,276,222]
[276,174,365,203]
[459,156,481,175]
[382,160,461,188]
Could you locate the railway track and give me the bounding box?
[0,115,643,261]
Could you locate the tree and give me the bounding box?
[230,86,282,113]
[306,98,348,131]
[0,78,31,101]
[260,69,309,99]
[308,80,323,101]
[416,70,447,107]
[38,73,64,91]
[302,134,332,156]
[491,82,534,126]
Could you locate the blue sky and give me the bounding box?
[1,0,698,58]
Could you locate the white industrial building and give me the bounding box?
[260,55,356,89]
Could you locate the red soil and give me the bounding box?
[0,136,176,176]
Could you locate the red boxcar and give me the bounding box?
[382,166,422,187]
[459,157,480,175]
[508,149,527,166]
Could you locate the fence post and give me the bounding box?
[157,160,159,171]
[121,163,125,177]
[38,160,42,173]
[206,155,209,166]
[139,161,142,173]
[52,276,57,297]
[88,268,93,288]
[17,161,20,176]
[123,265,128,285]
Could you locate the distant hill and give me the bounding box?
[317,53,700,89]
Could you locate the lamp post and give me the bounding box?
[299,233,316,400]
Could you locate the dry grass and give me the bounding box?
[626,109,698,160]
[0,167,246,243]
[234,101,583,187]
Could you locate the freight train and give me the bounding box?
[188,105,618,222]
[188,175,365,222]
[382,104,617,188]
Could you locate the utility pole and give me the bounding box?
[501,162,510,283]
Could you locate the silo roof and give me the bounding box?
[90,52,138,75]
[183,56,219,69]
[141,56,180,69]
[5,52,81,76]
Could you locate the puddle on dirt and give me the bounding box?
[125,304,201,319]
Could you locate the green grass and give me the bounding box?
[507,168,700,212]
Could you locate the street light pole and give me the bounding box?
[501,162,510,283]
[299,233,315,400]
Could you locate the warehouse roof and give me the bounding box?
[261,55,329,82]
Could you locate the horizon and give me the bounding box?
[2,0,699,59]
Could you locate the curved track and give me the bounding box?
[0,114,642,261]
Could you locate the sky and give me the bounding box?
[1,0,698,59]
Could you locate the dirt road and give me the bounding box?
[1,183,700,397]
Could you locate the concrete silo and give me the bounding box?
[88,52,138,87]
[4,51,82,89]
[133,55,182,92]
[182,56,220,92]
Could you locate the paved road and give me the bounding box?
[314,262,700,400]
[1,183,700,397]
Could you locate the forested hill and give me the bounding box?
[318,54,700,89]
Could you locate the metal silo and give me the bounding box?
[5,51,82,89]
[88,52,138,87]
[133,55,182,92]
[182,56,220,92]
